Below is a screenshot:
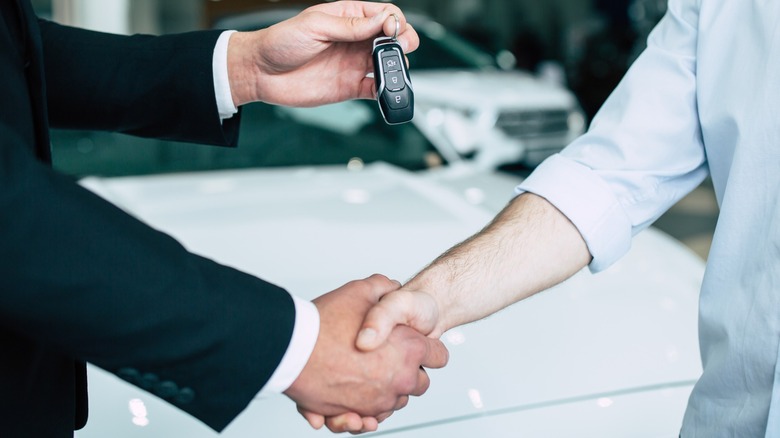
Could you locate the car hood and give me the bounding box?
[413,70,578,111]
[77,163,703,437]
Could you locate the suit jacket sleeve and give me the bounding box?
[0,19,294,432]
[41,19,241,146]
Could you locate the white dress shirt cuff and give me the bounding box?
[255,295,320,397]
[515,154,633,273]
[213,30,239,120]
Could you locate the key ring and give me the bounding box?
[390,13,400,40]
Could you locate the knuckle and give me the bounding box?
[367,273,391,285]
[395,396,410,410]
[345,15,367,38]
[407,337,427,359]
[417,371,431,394]
[346,15,362,28]
[396,372,418,394]
[377,411,394,423]
[376,396,397,413]
[440,345,451,365]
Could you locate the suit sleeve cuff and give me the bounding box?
[515,154,633,273]
[255,295,319,397]
[213,30,239,120]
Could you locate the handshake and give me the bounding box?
[281,193,588,434]
[283,274,448,434]
[214,1,591,433]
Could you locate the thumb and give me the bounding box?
[356,290,439,351]
[306,10,395,43]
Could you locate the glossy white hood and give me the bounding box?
[77,163,703,437]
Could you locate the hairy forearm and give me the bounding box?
[406,193,592,335]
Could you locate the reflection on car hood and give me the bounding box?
[77,163,703,437]
[413,70,577,110]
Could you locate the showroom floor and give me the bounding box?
[654,179,719,261]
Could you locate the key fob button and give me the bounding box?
[385,71,405,91]
[384,90,410,110]
[382,55,402,71]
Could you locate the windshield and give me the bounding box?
[50,100,444,178]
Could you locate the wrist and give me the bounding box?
[405,269,455,336]
[226,31,263,107]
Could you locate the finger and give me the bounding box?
[357,290,438,351]
[376,410,394,423]
[310,1,407,36]
[420,337,450,369]
[397,23,420,54]
[309,0,403,18]
[394,395,410,410]
[323,412,368,434]
[363,273,403,301]
[381,12,399,38]
[303,10,406,45]
[297,407,325,430]
[356,291,412,350]
[409,367,431,397]
[357,76,377,101]
[357,417,379,433]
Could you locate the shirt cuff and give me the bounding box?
[515,154,633,273]
[255,295,320,397]
[213,30,239,120]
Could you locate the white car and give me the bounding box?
[405,15,587,167]
[213,9,586,169]
[57,98,704,438]
[413,69,585,168]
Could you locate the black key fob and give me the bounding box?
[373,36,414,125]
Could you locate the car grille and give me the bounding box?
[495,110,571,139]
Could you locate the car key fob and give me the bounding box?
[373,36,414,125]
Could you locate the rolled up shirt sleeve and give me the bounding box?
[517,0,708,272]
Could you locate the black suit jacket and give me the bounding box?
[0,1,296,436]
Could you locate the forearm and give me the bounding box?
[0,131,293,430]
[407,193,591,335]
[40,20,238,146]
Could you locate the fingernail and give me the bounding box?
[357,328,377,346]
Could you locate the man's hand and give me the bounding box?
[283,274,449,433]
[227,1,419,107]
[356,289,442,351]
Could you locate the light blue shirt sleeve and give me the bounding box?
[517,0,708,272]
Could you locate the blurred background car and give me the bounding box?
[52,95,485,177]
[214,9,587,169]
[48,97,705,438]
